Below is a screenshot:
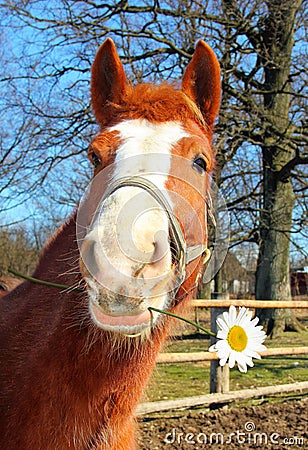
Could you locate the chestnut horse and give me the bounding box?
[0,39,220,449]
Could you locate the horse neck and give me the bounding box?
[1,214,166,449]
[32,213,81,288]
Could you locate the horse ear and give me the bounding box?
[182,40,221,131]
[91,38,127,126]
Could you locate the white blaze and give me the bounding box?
[111,119,188,182]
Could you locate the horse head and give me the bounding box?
[79,39,221,337]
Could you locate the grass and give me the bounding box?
[143,326,308,403]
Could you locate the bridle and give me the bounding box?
[94,176,211,289]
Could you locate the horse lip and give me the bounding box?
[89,302,153,334]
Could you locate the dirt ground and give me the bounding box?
[138,396,307,449]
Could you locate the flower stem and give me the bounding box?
[148,306,216,337]
[8,268,84,293]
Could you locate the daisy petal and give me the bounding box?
[251,317,259,326]
[217,317,229,333]
[228,351,236,368]
[217,330,228,339]
[219,357,228,367]
[228,305,236,327]
[222,311,230,326]
[236,306,247,324]
[238,363,248,373]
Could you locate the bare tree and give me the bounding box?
[253,0,306,334]
[0,226,39,276]
[0,1,307,335]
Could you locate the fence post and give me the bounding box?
[210,292,230,393]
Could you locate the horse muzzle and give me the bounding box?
[79,176,210,336]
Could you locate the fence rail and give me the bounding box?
[137,381,308,415]
[158,346,308,363]
[190,299,308,308]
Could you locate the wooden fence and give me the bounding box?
[137,299,308,415]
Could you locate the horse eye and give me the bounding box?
[192,156,207,174]
[91,151,101,168]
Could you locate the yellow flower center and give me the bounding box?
[227,325,248,352]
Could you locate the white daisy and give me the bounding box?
[209,305,267,373]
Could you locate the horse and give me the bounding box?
[0,38,220,449]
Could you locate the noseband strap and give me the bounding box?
[98,176,210,282]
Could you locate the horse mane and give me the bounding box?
[109,82,208,131]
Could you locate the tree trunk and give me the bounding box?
[255,0,304,336]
